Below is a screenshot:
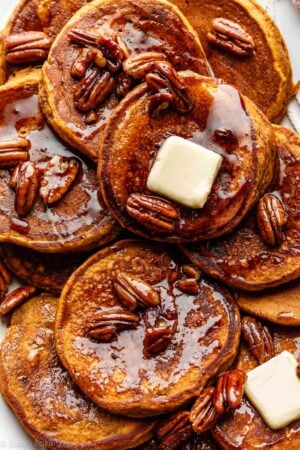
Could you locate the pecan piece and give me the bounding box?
[15,162,39,217]
[144,326,173,355]
[190,387,218,433]
[39,155,80,205]
[213,369,246,415]
[242,316,275,364]
[10,217,29,235]
[115,72,133,98]
[123,52,168,79]
[207,18,255,57]
[114,272,160,311]
[177,278,200,295]
[0,138,29,168]
[149,92,173,117]
[71,48,106,79]
[182,265,201,280]
[126,193,178,233]
[87,308,140,342]
[73,67,115,112]
[0,286,37,316]
[6,31,52,64]
[257,193,287,246]
[156,411,193,450]
[0,261,11,301]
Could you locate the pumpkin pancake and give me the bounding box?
[0,295,154,449]
[171,0,293,123]
[0,0,93,84]
[99,71,276,243]
[0,70,119,253]
[0,244,91,295]
[40,0,210,161]
[213,326,300,449]
[237,279,300,326]
[56,239,240,418]
[182,126,300,290]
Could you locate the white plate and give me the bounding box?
[0,0,300,447]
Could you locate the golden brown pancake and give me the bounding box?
[213,326,300,449]
[0,0,92,84]
[0,70,119,253]
[56,239,240,418]
[0,295,155,449]
[171,0,294,123]
[182,126,300,290]
[40,0,210,161]
[237,279,300,326]
[0,244,91,295]
[99,71,275,243]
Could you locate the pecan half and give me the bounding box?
[0,262,11,286]
[257,193,287,246]
[182,265,201,280]
[123,52,168,79]
[0,285,37,316]
[156,411,193,450]
[71,48,106,79]
[97,35,125,73]
[73,67,115,113]
[126,193,178,233]
[242,316,275,364]
[177,279,200,295]
[86,308,140,342]
[0,138,29,168]
[148,92,173,117]
[213,369,246,415]
[144,326,173,355]
[207,18,255,57]
[115,72,133,98]
[15,162,39,217]
[68,29,99,47]
[190,387,218,433]
[39,155,80,205]
[6,31,52,64]
[114,272,160,311]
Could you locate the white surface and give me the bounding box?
[147,136,222,208]
[245,351,300,430]
[0,0,300,448]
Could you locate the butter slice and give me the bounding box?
[245,351,300,430]
[147,136,222,208]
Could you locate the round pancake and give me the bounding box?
[40,0,210,161]
[0,70,119,253]
[0,244,91,295]
[56,239,240,418]
[182,126,300,290]
[99,71,276,243]
[171,0,293,123]
[0,295,154,449]
[237,279,300,326]
[213,326,300,449]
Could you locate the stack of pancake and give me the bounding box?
[0,0,299,448]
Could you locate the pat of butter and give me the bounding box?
[147,136,223,209]
[245,351,300,430]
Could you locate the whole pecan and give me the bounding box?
[257,193,287,246]
[114,272,160,311]
[0,285,37,316]
[126,193,178,233]
[123,52,168,79]
[71,48,106,79]
[213,369,247,415]
[144,326,173,355]
[39,155,80,205]
[156,411,193,450]
[86,308,140,342]
[73,67,115,113]
[241,316,275,364]
[15,161,39,217]
[6,31,52,64]
[0,138,29,168]
[207,18,255,57]
[190,387,218,433]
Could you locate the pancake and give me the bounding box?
[237,279,300,326]
[99,71,276,243]
[171,0,294,123]
[213,326,300,449]
[182,126,300,290]
[0,295,154,449]
[40,0,210,161]
[0,244,91,295]
[0,70,119,253]
[56,239,240,418]
[0,0,92,84]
